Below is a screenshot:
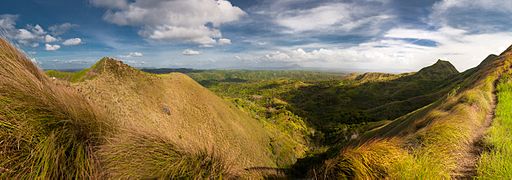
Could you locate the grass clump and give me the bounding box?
[477,74,512,179]
[0,38,109,178]
[100,130,232,179]
[319,139,407,179]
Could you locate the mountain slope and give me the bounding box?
[0,38,281,178]
[76,58,276,169]
[286,59,461,131]
[317,47,510,179]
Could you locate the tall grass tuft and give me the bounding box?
[99,129,232,179]
[0,38,109,178]
[319,139,407,179]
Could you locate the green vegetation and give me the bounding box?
[181,60,461,148]
[477,74,512,179]
[4,34,512,179]
[316,53,509,179]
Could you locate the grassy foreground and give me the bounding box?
[477,74,512,179]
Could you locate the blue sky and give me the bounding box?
[1,0,512,72]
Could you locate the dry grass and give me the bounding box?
[0,38,263,178]
[76,59,276,169]
[99,128,233,179]
[0,38,109,178]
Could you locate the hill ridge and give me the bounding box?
[318,49,512,178]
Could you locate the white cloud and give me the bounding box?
[45,44,61,51]
[95,0,245,45]
[128,52,143,57]
[252,26,512,71]
[182,49,201,56]
[62,38,82,46]
[16,29,37,40]
[218,38,232,45]
[432,0,512,13]
[90,0,128,9]
[274,4,350,32]
[119,52,144,58]
[0,16,78,48]
[44,35,57,43]
[429,0,512,32]
[29,24,46,36]
[0,14,17,30]
[259,1,393,34]
[48,23,78,35]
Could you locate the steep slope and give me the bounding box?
[0,39,109,178]
[75,58,277,170]
[287,60,461,131]
[0,38,278,178]
[317,47,511,178]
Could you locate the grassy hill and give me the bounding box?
[314,48,512,178]
[4,35,512,179]
[0,38,301,178]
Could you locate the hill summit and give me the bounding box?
[414,59,459,80]
[0,38,288,178]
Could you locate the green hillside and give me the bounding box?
[314,47,512,179]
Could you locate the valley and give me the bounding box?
[2,37,512,178]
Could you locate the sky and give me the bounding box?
[1,0,512,72]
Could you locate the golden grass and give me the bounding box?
[0,38,109,178]
[0,38,268,178]
[76,59,276,169]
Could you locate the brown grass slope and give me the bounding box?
[317,47,512,179]
[0,38,275,178]
[75,58,277,170]
[0,38,109,178]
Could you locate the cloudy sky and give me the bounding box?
[1,0,512,72]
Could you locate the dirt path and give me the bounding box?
[452,82,498,179]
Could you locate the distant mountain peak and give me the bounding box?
[91,57,138,76]
[414,59,459,80]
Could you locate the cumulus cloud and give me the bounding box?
[94,0,245,45]
[0,15,80,48]
[45,34,57,43]
[90,0,128,9]
[218,38,232,45]
[182,49,201,56]
[62,38,82,46]
[48,23,78,35]
[257,0,393,34]
[119,52,144,58]
[254,26,512,71]
[45,44,61,51]
[0,14,17,30]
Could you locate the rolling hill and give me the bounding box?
[3,35,512,179]
[0,38,299,178]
